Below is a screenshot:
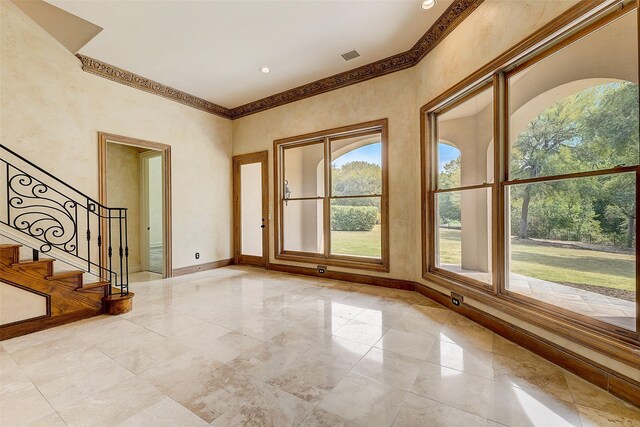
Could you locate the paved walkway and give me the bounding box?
[441,264,636,331]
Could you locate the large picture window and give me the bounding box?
[275,120,389,271]
[423,4,639,344]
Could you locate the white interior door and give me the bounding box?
[234,152,268,266]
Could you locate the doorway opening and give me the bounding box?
[140,151,164,275]
[98,133,172,279]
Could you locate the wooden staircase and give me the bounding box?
[0,244,110,340]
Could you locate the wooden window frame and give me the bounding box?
[421,0,640,365]
[274,119,390,272]
[427,80,496,290]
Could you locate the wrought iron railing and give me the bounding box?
[0,144,129,296]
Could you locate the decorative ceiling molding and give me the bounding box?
[76,0,483,120]
[76,54,231,118]
[229,0,484,119]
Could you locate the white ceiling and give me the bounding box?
[46,0,453,108]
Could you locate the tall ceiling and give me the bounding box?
[46,0,454,108]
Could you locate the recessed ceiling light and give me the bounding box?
[261,66,270,74]
[420,0,437,10]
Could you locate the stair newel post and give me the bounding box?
[118,209,124,297]
[124,208,129,296]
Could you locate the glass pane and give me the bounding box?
[507,173,636,332]
[509,10,639,180]
[438,143,461,189]
[331,134,382,197]
[240,162,262,257]
[435,187,492,284]
[283,142,325,199]
[330,197,381,259]
[283,199,324,253]
[437,86,494,189]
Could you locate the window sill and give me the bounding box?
[276,252,389,273]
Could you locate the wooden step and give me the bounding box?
[11,258,54,277]
[0,244,21,266]
[0,244,21,249]
[76,281,110,292]
[46,270,84,281]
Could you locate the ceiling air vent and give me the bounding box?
[341,50,361,61]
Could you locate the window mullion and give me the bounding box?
[323,137,331,258]
[495,72,507,296]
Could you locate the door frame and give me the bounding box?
[98,132,172,278]
[139,150,164,274]
[233,151,269,267]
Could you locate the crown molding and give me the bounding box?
[228,0,484,119]
[76,0,483,120]
[76,54,231,118]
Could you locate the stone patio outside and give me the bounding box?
[440,264,636,331]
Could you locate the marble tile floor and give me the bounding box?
[1,266,638,426]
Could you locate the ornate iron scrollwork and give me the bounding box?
[8,169,78,254]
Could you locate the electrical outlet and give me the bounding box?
[317,265,327,274]
[451,292,464,307]
[195,252,200,260]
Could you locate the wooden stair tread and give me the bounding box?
[78,281,110,291]
[11,258,55,267]
[46,270,84,280]
[0,244,22,249]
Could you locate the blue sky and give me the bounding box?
[439,143,460,172]
[331,141,459,171]
[332,143,381,167]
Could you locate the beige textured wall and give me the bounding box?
[232,0,639,379]
[1,0,233,269]
[106,143,142,271]
[0,282,47,325]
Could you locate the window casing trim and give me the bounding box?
[274,119,390,272]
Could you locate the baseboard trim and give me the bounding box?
[267,263,414,291]
[0,308,100,341]
[172,258,234,277]
[266,262,640,408]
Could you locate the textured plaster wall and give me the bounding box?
[0,0,233,270]
[0,282,47,325]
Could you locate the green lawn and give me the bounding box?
[331,227,635,291]
[331,225,381,258]
[438,229,635,291]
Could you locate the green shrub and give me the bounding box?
[331,205,377,231]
